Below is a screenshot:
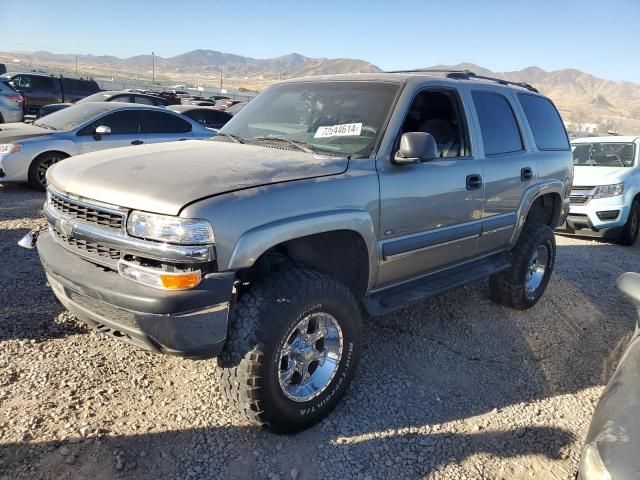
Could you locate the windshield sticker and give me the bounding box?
[314,123,362,139]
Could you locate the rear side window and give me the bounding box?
[472,91,523,156]
[140,110,192,133]
[205,110,232,128]
[518,94,569,151]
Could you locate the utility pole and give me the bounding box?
[152,51,155,85]
[75,56,78,76]
[219,65,223,93]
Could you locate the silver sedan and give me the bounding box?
[0,102,213,190]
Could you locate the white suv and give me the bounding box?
[558,136,640,245]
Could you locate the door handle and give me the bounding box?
[521,167,533,181]
[466,174,483,191]
[131,140,144,145]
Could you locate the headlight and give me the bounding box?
[127,211,214,245]
[579,442,611,480]
[593,183,624,199]
[118,260,202,290]
[0,143,22,154]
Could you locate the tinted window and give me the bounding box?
[140,110,192,133]
[14,75,54,91]
[472,91,523,155]
[518,94,569,150]
[78,110,141,135]
[205,110,232,128]
[132,95,155,105]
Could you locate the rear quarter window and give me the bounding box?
[518,93,570,151]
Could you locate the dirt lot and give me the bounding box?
[1,183,637,480]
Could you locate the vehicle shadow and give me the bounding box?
[0,424,574,479]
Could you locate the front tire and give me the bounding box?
[28,152,68,191]
[216,268,362,433]
[489,222,556,310]
[617,200,640,246]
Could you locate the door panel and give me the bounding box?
[377,158,484,288]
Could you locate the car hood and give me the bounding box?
[573,165,632,187]
[48,140,349,215]
[0,122,51,143]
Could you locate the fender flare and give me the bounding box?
[227,209,379,290]
[509,179,566,247]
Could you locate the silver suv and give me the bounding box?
[24,71,573,433]
[0,78,24,123]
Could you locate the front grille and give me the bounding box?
[51,225,121,262]
[50,190,124,229]
[572,185,595,191]
[570,195,590,205]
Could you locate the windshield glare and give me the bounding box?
[216,81,401,156]
[33,103,116,131]
[572,142,636,167]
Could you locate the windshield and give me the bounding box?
[572,142,636,167]
[215,81,401,157]
[33,103,117,131]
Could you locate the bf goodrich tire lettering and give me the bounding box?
[216,268,362,433]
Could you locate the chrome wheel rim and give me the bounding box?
[525,245,549,296]
[37,157,62,188]
[277,312,343,402]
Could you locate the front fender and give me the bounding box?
[227,209,378,290]
[509,179,566,247]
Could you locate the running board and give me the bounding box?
[363,253,511,316]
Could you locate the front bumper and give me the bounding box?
[556,197,628,239]
[37,231,235,358]
[580,329,640,479]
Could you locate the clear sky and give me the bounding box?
[2,0,639,82]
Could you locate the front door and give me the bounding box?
[376,88,484,289]
[78,110,146,154]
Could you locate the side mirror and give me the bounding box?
[393,132,438,164]
[94,125,111,136]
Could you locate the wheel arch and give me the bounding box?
[509,180,564,247]
[227,210,378,298]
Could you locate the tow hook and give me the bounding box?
[18,229,42,250]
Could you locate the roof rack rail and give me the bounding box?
[385,68,539,93]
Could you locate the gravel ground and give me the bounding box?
[1,182,638,480]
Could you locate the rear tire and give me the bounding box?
[28,152,68,191]
[617,200,640,246]
[489,222,556,310]
[216,267,362,433]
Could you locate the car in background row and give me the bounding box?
[213,98,242,110]
[167,105,232,131]
[0,102,212,190]
[577,272,640,480]
[557,136,640,245]
[0,78,24,123]
[225,102,247,116]
[1,73,100,115]
[37,90,170,118]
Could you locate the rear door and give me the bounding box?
[78,109,145,153]
[139,110,193,144]
[12,74,60,114]
[470,89,533,255]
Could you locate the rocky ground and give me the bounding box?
[1,183,637,480]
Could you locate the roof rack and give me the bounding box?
[385,68,539,93]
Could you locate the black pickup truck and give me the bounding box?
[2,72,100,115]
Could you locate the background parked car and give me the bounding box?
[0,102,212,190]
[37,90,170,118]
[1,73,100,115]
[167,105,232,131]
[225,101,248,116]
[0,78,24,123]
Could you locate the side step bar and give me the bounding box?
[363,253,511,316]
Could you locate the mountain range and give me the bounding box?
[1,50,639,133]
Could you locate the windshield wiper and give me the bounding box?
[215,132,244,144]
[251,136,314,154]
